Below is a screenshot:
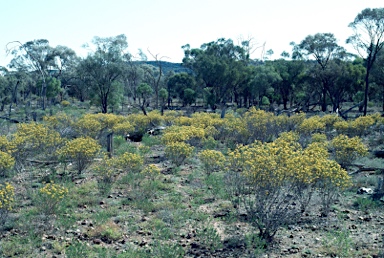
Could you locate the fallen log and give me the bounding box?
[0,116,20,123]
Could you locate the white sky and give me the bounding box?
[1,0,383,67]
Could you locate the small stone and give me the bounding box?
[93,239,102,245]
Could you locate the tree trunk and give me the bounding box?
[363,70,370,116]
[107,133,113,158]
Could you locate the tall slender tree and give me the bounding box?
[347,8,384,115]
[77,34,129,113]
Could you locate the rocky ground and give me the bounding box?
[1,142,384,258]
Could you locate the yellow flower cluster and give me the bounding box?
[330,134,368,166]
[57,137,101,173]
[0,151,15,174]
[74,115,102,138]
[60,100,71,107]
[190,112,224,128]
[165,141,194,166]
[94,154,117,178]
[147,110,165,127]
[163,110,183,125]
[115,152,144,173]
[173,116,193,126]
[126,113,152,133]
[162,126,205,145]
[112,122,134,135]
[57,137,101,159]
[349,115,375,136]
[311,133,327,143]
[228,132,351,189]
[298,116,326,135]
[141,164,161,177]
[43,112,74,130]
[198,149,226,175]
[334,115,376,137]
[0,183,14,211]
[0,136,14,155]
[39,182,68,201]
[319,114,342,132]
[12,122,63,151]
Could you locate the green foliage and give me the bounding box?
[261,95,270,105]
[244,232,267,255]
[150,240,185,258]
[195,222,223,252]
[322,227,353,258]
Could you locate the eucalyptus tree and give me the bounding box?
[123,61,144,104]
[295,33,346,112]
[271,57,305,110]
[370,51,384,111]
[137,83,153,115]
[166,72,196,107]
[7,40,78,109]
[324,59,365,113]
[182,38,251,118]
[250,63,282,107]
[347,8,384,115]
[7,39,54,110]
[77,34,130,113]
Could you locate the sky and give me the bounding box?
[1,0,383,67]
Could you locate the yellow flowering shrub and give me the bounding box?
[141,164,161,180]
[226,132,350,242]
[147,110,165,127]
[60,100,71,107]
[126,113,152,133]
[297,116,325,135]
[0,136,11,153]
[38,182,68,215]
[219,113,248,144]
[112,122,134,136]
[165,141,194,166]
[43,112,74,135]
[198,150,226,175]
[320,114,342,132]
[94,154,119,194]
[115,152,144,173]
[330,134,368,167]
[190,112,223,128]
[173,116,193,126]
[57,137,101,174]
[311,133,327,143]
[349,115,375,136]
[162,126,205,146]
[334,120,350,135]
[162,111,177,126]
[0,183,14,211]
[243,108,274,142]
[74,113,127,139]
[10,122,63,164]
[0,151,15,177]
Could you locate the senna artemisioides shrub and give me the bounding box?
[57,137,101,174]
[225,132,350,243]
